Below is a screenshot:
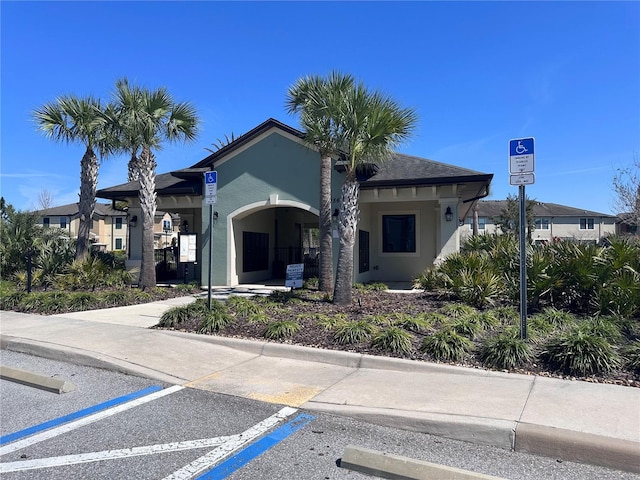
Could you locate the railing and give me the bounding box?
[155,247,178,280]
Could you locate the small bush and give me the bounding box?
[422,312,450,326]
[480,332,532,370]
[303,277,319,289]
[421,329,471,362]
[266,290,300,304]
[226,295,262,317]
[451,316,482,339]
[333,320,377,345]
[439,303,477,318]
[392,313,432,333]
[538,307,576,327]
[158,299,207,327]
[474,311,500,330]
[542,330,621,376]
[248,311,271,324]
[100,290,131,307]
[372,326,414,354]
[490,306,519,325]
[68,292,97,311]
[622,341,640,373]
[264,320,302,339]
[315,314,343,331]
[198,301,234,333]
[577,317,623,343]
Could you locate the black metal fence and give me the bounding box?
[155,247,178,280]
[273,247,318,279]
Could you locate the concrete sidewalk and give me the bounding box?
[1,294,639,474]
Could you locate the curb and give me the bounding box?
[0,365,75,394]
[340,445,506,480]
[515,423,640,474]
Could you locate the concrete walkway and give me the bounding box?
[0,289,638,474]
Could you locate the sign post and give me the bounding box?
[509,138,535,340]
[204,171,217,310]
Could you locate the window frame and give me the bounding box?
[579,217,595,230]
[115,217,123,230]
[59,217,67,229]
[535,217,550,230]
[379,211,420,257]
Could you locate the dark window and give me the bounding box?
[43,218,50,228]
[580,218,594,230]
[115,238,123,250]
[359,230,370,273]
[243,231,269,272]
[382,214,416,253]
[60,217,67,229]
[115,217,123,230]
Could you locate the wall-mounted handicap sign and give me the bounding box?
[203,171,217,205]
[509,137,535,181]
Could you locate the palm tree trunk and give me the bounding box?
[128,152,140,182]
[138,146,157,289]
[473,204,479,236]
[75,147,98,261]
[318,155,333,292]
[333,180,359,305]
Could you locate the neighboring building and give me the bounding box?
[35,203,129,252]
[97,118,493,286]
[460,200,618,244]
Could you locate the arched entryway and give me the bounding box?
[227,200,319,285]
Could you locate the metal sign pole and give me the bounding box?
[207,204,213,310]
[519,184,527,340]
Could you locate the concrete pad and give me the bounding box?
[520,376,640,442]
[0,365,75,394]
[309,367,534,422]
[340,445,506,480]
[188,356,355,407]
[515,423,640,474]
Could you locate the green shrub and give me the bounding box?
[68,292,97,311]
[451,316,482,339]
[474,311,500,330]
[266,290,300,304]
[413,269,445,291]
[264,320,302,339]
[333,320,377,345]
[19,291,70,314]
[158,299,207,327]
[454,269,502,308]
[542,330,621,376]
[439,303,477,318]
[198,301,234,333]
[226,295,262,317]
[392,313,432,333]
[99,290,131,307]
[622,341,640,373]
[314,314,343,331]
[0,290,25,310]
[303,277,319,289]
[421,329,471,362]
[422,312,450,326]
[490,306,520,325]
[372,326,414,354]
[480,332,532,370]
[577,317,623,343]
[248,311,271,324]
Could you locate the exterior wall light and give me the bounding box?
[445,206,453,222]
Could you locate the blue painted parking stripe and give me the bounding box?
[0,385,162,446]
[196,413,315,480]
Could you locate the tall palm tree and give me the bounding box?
[111,79,200,289]
[33,95,113,261]
[285,72,355,293]
[332,82,417,305]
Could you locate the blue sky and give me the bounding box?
[1,1,638,215]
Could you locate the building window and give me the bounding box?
[43,218,50,228]
[535,218,550,230]
[243,231,269,272]
[115,238,123,250]
[162,219,171,231]
[580,218,595,230]
[359,230,370,273]
[115,217,123,230]
[60,217,67,229]
[468,217,486,231]
[382,214,416,253]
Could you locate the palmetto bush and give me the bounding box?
[421,329,472,362]
[454,268,502,309]
[480,331,532,370]
[541,329,621,376]
[372,326,414,354]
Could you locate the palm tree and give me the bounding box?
[332,82,417,305]
[285,72,355,293]
[33,95,113,261]
[111,79,200,289]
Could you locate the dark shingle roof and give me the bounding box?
[35,203,125,217]
[468,200,616,219]
[359,153,492,187]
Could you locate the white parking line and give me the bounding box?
[163,406,298,480]
[0,435,238,473]
[0,385,184,456]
